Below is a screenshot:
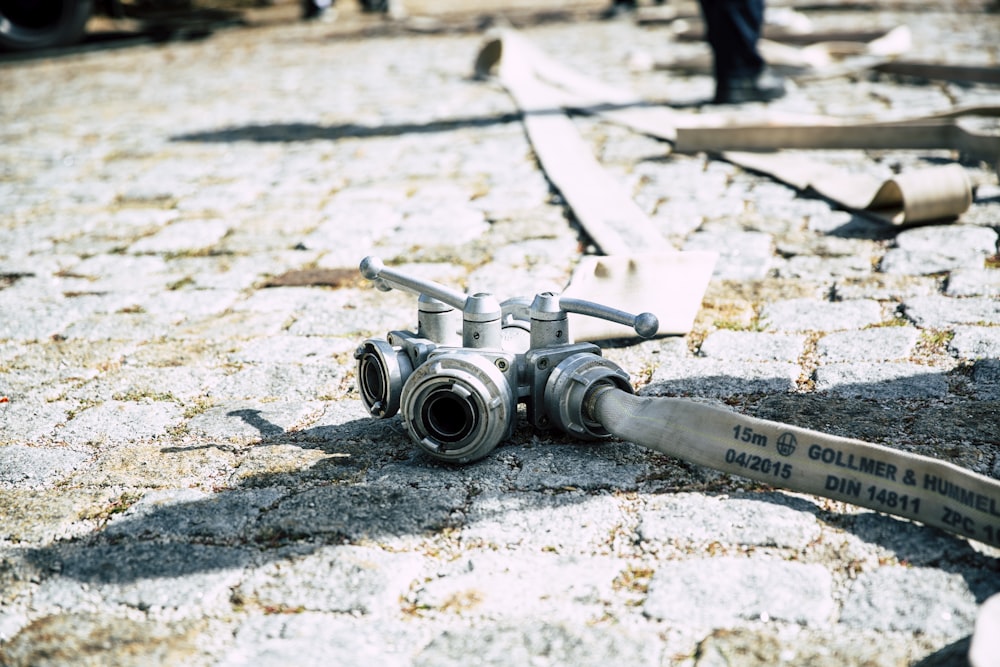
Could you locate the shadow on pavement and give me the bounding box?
[169,100,681,144]
[172,114,523,143]
[12,363,999,607]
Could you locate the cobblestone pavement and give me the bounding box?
[2,0,1000,664]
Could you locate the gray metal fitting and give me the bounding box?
[543,353,633,439]
[355,338,414,418]
[401,350,516,463]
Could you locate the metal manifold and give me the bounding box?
[354,256,658,463]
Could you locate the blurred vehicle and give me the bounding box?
[0,0,258,52]
[0,0,96,51]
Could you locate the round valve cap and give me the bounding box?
[634,312,659,339]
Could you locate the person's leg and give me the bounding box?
[601,0,638,19]
[699,0,782,103]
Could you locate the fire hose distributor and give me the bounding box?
[353,255,1000,552]
[354,256,658,463]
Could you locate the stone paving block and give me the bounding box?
[116,177,194,205]
[365,449,523,493]
[172,253,315,291]
[461,491,625,554]
[68,254,178,292]
[228,441,369,488]
[470,181,554,219]
[0,614,222,667]
[184,401,325,442]
[411,552,621,621]
[302,202,402,259]
[208,363,345,402]
[649,202,710,240]
[647,358,802,397]
[32,542,249,615]
[229,335,356,365]
[752,182,824,220]
[880,225,998,275]
[87,208,179,242]
[948,326,1000,360]
[690,627,926,667]
[230,286,328,315]
[643,557,834,627]
[0,256,80,285]
[760,298,884,332]
[0,400,73,445]
[0,488,107,543]
[414,620,662,667]
[683,230,774,280]
[68,365,217,404]
[237,545,424,614]
[840,566,981,641]
[657,196,748,227]
[946,268,1000,297]
[60,312,178,342]
[379,207,490,256]
[513,442,650,491]
[774,254,874,280]
[813,362,949,399]
[0,294,107,342]
[220,614,417,667]
[134,288,242,323]
[179,310,291,341]
[0,444,88,488]
[972,359,1000,400]
[72,438,236,490]
[816,327,920,362]
[637,492,821,550]
[489,237,581,272]
[103,487,285,543]
[699,330,807,362]
[903,296,1000,328]
[257,484,466,543]
[280,288,416,338]
[175,184,261,215]
[54,400,185,446]
[774,230,876,261]
[846,512,982,566]
[832,274,942,301]
[128,219,230,255]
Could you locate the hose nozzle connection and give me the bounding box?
[544,353,634,439]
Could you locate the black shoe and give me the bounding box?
[302,0,333,20]
[713,68,786,104]
[600,0,637,19]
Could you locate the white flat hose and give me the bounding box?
[591,387,1000,547]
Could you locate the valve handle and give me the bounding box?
[360,256,468,311]
[360,256,658,339]
[559,297,659,339]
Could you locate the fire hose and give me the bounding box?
[355,256,1000,549]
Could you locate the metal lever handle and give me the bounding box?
[559,297,659,339]
[360,256,468,311]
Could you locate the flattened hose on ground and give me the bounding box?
[590,387,1000,547]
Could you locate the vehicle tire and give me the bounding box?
[0,0,93,51]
